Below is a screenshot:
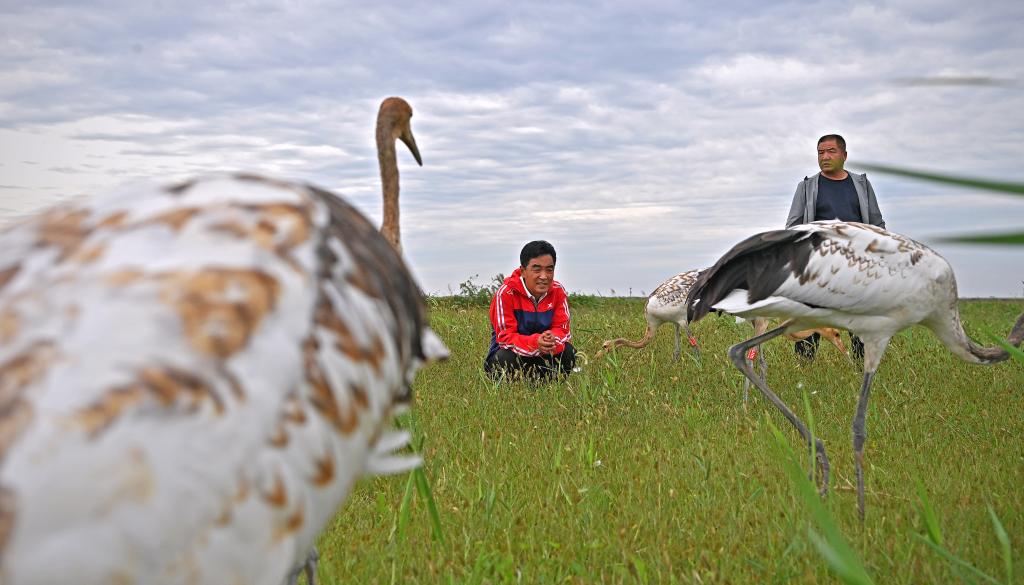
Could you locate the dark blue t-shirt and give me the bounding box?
[815,175,861,222]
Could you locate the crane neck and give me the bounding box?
[935,310,1024,364]
[377,121,401,254]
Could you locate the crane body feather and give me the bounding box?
[689,221,958,341]
[0,173,445,584]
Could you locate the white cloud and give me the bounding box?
[1,0,1023,296]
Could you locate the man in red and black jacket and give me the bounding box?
[485,240,576,380]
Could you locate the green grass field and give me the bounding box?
[314,296,1024,584]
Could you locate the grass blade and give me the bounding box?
[630,555,649,585]
[913,534,1002,585]
[767,418,874,585]
[915,480,943,546]
[987,506,1013,584]
[414,466,446,545]
[393,472,416,543]
[801,388,816,475]
[913,487,1006,585]
[855,164,1024,197]
[986,331,1024,365]
[938,231,1024,245]
[807,529,873,585]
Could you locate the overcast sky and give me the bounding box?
[2,0,1022,297]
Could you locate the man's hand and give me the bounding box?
[537,331,557,354]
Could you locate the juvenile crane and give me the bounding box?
[0,97,446,584]
[686,220,1024,519]
[596,270,848,398]
[595,269,704,362]
[377,97,422,254]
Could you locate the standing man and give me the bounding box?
[485,240,576,380]
[785,134,886,361]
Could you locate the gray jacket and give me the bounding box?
[785,172,885,229]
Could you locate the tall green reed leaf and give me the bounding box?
[938,232,1024,245]
[414,466,446,545]
[914,484,1006,584]
[912,535,1001,585]
[987,506,1014,585]
[393,472,415,543]
[855,164,1024,197]
[767,418,874,585]
[853,163,1024,245]
[915,480,943,546]
[985,331,1024,365]
[801,389,817,477]
[630,555,649,585]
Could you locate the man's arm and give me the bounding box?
[547,286,572,354]
[490,287,540,356]
[785,180,807,228]
[863,176,886,229]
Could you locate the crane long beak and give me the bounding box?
[400,129,422,166]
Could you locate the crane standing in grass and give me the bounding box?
[595,269,705,362]
[686,220,1024,520]
[377,97,421,255]
[595,269,850,398]
[0,97,446,585]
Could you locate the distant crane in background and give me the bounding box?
[597,269,848,399]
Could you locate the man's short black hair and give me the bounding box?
[520,240,556,267]
[818,134,846,152]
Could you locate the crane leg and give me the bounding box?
[742,367,750,402]
[683,322,700,363]
[742,317,769,401]
[758,348,768,384]
[305,547,319,585]
[672,323,682,361]
[286,547,319,585]
[740,344,764,402]
[853,371,876,522]
[729,326,831,497]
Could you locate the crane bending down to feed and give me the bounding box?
[595,270,849,398]
[0,97,447,585]
[595,269,705,362]
[685,220,1024,520]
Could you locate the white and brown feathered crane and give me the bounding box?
[0,97,446,584]
[595,269,849,397]
[686,220,1024,520]
[595,269,706,362]
[377,97,422,255]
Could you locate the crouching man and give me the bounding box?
[484,240,576,380]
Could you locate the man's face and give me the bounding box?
[522,254,555,298]
[817,140,847,175]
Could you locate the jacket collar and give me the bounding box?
[809,171,865,183]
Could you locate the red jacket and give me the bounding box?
[487,267,572,360]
